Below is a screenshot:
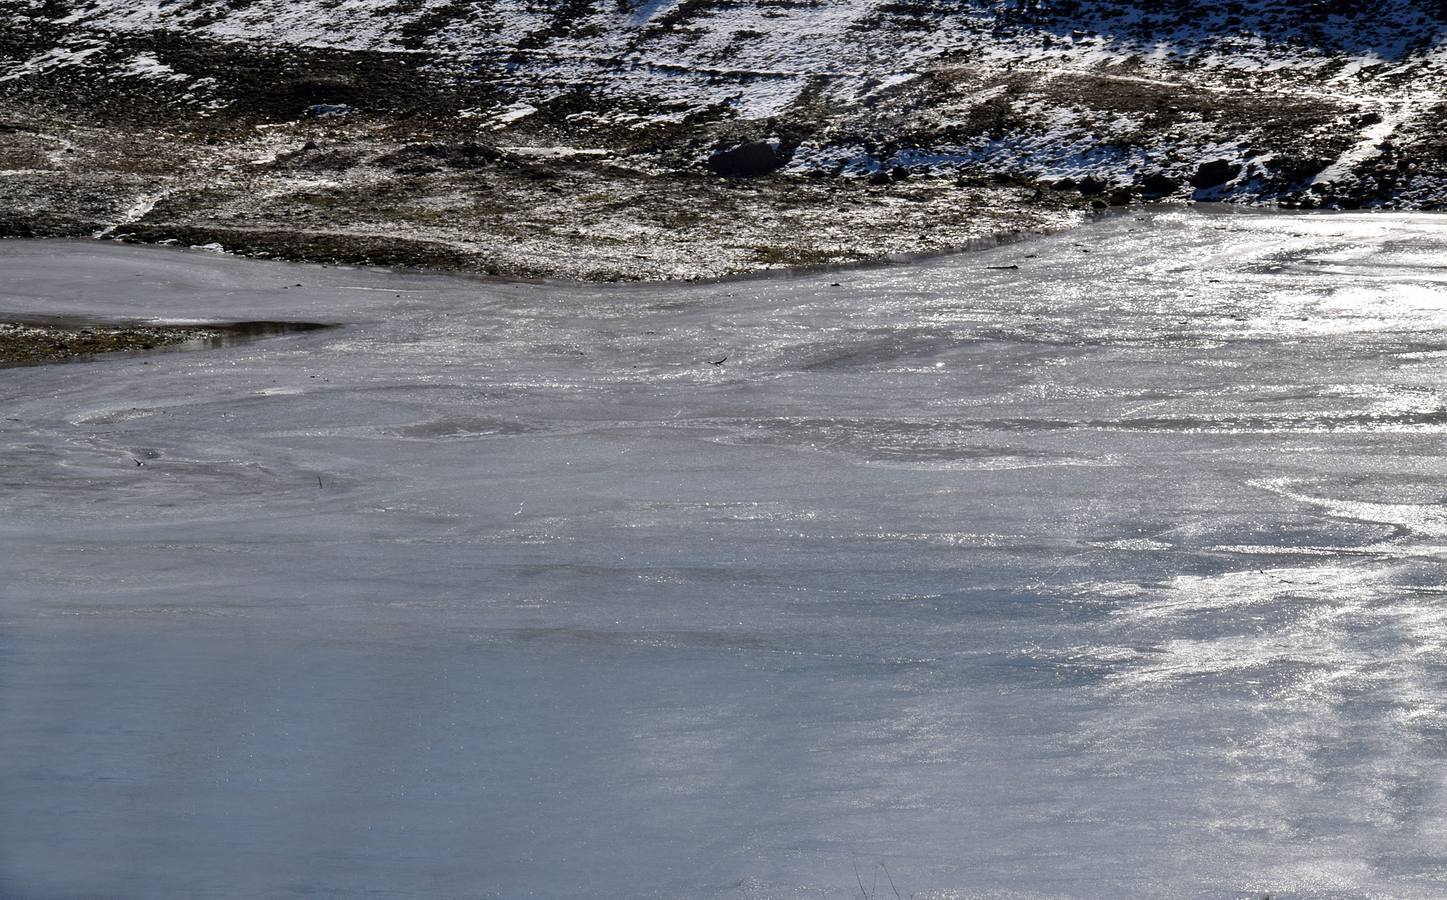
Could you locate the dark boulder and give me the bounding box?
[707,141,782,177]
[1052,177,1079,192]
[1078,175,1108,195]
[1141,172,1181,197]
[1190,159,1242,189]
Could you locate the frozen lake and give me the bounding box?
[5,209,1447,898]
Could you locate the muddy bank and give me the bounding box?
[0,318,329,367]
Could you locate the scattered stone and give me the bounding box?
[378,142,503,172]
[1272,157,1331,185]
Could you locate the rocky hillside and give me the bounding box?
[2,0,1445,277]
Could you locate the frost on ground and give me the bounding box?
[5,209,1447,898]
[2,0,1447,276]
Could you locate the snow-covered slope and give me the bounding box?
[5,0,1446,206]
[1,1,1445,277]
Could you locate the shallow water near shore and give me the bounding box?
[5,208,1447,898]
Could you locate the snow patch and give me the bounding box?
[118,52,187,81]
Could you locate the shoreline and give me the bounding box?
[5,204,1441,370]
[2,202,1430,290]
[1,198,1104,289]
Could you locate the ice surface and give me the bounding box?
[5,209,1447,898]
